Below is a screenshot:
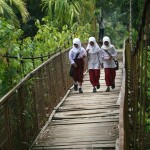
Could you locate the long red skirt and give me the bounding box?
[89,69,100,87]
[72,59,84,82]
[104,68,116,86]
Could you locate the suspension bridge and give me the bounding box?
[0,0,149,150]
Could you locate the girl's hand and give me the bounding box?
[86,49,90,52]
[104,56,111,60]
[109,56,112,60]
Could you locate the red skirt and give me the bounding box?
[72,58,85,82]
[104,68,116,86]
[89,69,100,87]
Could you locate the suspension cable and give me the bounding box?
[129,0,133,52]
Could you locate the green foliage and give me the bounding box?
[0,18,23,96]
[42,0,81,27]
[0,0,29,27]
[124,28,138,48]
[145,48,150,133]
[95,1,128,48]
[0,18,91,98]
[131,28,138,46]
[95,0,144,48]
[42,0,94,27]
[106,22,126,49]
[136,48,150,145]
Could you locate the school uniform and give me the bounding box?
[101,36,117,88]
[69,38,87,83]
[86,37,103,91]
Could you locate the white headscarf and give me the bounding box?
[72,38,82,53]
[86,37,100,54]
[101,36,113,50]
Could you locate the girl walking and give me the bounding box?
[69,38,87,93]
[86,37,103,93]
[101,36,117,92]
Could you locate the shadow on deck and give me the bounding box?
[32,51,123,150]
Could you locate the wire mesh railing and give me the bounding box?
[119,0,150,149]
[0,43,87,150]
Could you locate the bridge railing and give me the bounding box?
[119,0,150,149]
[0,43,87,150]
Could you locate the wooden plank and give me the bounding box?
[33,142,116,150]
[32,58,122,149]
[58,105,119,111]
[51,117,119,125]
[53,109,119,117]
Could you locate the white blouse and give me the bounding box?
[87,48,103,69]
[69,47,87,65]
[101,46,117,68]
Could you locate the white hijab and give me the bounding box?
[86,37,100,54]
[72,38,82,53]
[101,36,113,50]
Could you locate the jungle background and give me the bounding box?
[0,0,145,98]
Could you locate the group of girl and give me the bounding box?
[68,36,117,93]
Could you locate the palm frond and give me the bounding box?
[11,0,29,23]
[0,0,19,27]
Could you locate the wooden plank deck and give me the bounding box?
[32,53,122,150]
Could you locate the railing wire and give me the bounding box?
[120,0,150,149]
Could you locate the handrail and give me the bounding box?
[0,43,87,150]
[0,48,70,149]
[120,0,150,149]
[0,51,61,103]
[118,41,126,150]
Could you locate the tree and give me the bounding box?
[110,0,144,30]
[42,0,80,27]
[42,0,95,28]
[21,0,45,38]
[0,0,29,27]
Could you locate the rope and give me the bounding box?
[0,36,73,61]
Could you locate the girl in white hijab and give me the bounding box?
[86,37,103,93]
[101,36,117,92]
[69,38,87,93]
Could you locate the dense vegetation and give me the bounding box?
[0,0,146,98]
[0,0,149,148]
[0,19,91,97]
